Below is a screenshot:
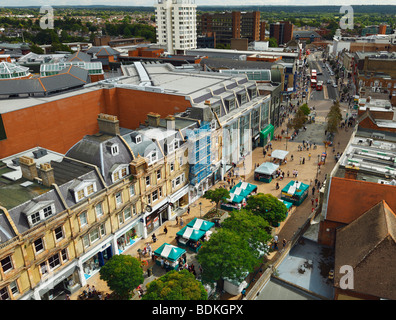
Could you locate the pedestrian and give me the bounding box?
[187,206,190,214]
[302,157,305,165]
[308,153,311,160]
[65,294,70,300]
[287,170,290,178]
[315,197,319,207]
[175,216,179,225]
[152,233,157,243]
[164,225,168,235]
[241,288,246,299]
[312,186,315,196]
[311,197,314,206]
[282,239,287,249]
[180,217,184,226]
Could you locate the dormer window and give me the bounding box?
[111,144,119,156]
[70,179,97,203]
[135,135,142,144]
[23,200,56,228]
[110,164,129,183]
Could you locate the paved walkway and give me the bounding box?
[70,111,353,301]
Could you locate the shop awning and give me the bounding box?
[176,226,206,242]
[281,180,309,197]
[271,149,289,160]
[278,198,293,210]
[260,124,274,139]
[187,218,215,232]
[227,181,258,203]
[154,243,186,262]
[255,162,279,175]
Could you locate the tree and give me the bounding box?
[246,193,288,227]
[269,37,278,48]
[99,255,144,300]
[299,103,310,116]
[197,228,262,284]
[142,269,207,300]
[288,107,307,132]
[326,100,343,134]
[29,43,44,54]
[202,188,230,214]
[220,209,272,254]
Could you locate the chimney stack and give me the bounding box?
[97,113,120,136]
[38,163,55,187]
[344,165,359,180]
[147,112,161,127]
[165,115,176,131]
[19,156,38,181]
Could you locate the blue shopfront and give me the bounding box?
[82,241,114,280]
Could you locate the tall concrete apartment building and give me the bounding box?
[198,11,261,46]
[270,21,294,46]
[154,0,197,54]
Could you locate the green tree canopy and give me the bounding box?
[99,255,144,300]
[326,100,343,134]
[221,209,272,253]
[197,228,262,284]
[246,193,288,226]
[269,37,278,48]
[142,269,208,300]
[299,103,310,116]
[287,107,307,132]
[202,188,230,213]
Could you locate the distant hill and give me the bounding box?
[2,5,396,15]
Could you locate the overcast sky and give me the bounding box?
[2,0,395,7]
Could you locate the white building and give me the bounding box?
[154,0,197,55]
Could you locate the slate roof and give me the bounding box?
[65,134,133,186]
[0,65,89,96]
[335,200,396,300]
[67,51,92,62]
[86,46,121,56]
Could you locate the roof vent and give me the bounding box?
[32,149,48,159]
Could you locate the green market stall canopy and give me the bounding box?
[154,243,186,262]
[176,226,206,242]
[228,181,258,204]
[186,218,215,232]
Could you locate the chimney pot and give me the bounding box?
[19,156,38,181]
[97,113,120,136]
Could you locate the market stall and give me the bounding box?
[281,180,309,206]
[176,226,206,252]
[186,218,215,232]
[270,149,289,165]
[278,198,293,216]
[153,243,186,271]
[254,162,279,183]
[220,181,258,211]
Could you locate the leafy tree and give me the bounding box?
[288,107,307,132]
[99,255,144,300]
[142,269,207,300]
[269,37,278,48]
[246,193,288,227]
[197,228,262,284]
[326,100,343,134]
[202,188,230,214]
[221,209,272,253]
[29,43,44,54]
[299,103,310,116]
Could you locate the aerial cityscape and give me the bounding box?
[1,0,396,303]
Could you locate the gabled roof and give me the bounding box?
[67,51,91,62]
[325,177,396,224]
[335,200,396,299]
[86,46,120,57]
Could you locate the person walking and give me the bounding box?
[180,217,184,227]
[163,225,168,235]
[175,216,179,225]
[187,206,190,215]
[312,186,316,196]
[282,239,287,249]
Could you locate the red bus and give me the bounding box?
[311,78,317,88]
[311,69,317,80]
[316,80,323,91]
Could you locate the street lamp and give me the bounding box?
[199,202,202,219]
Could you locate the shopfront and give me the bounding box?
[146,202,169,235]
[82,241,113,280]
[116,219,143,254]
[35,262,81,300]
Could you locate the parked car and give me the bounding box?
[327,79,332,84]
